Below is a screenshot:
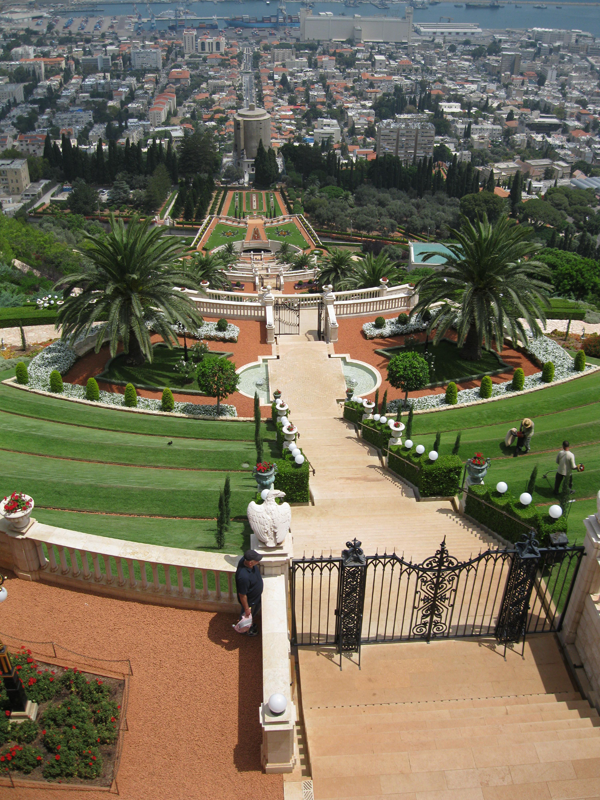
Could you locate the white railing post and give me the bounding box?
[261,285,275,344]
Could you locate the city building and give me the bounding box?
[500,51,521,76]
[183,29,196,55]
[0,158,30,195]
[198,35,225,54]
[0,84,24,104]
[233,103,272,180]
[376,118,435,164]
[313,118,342,145]
[413,22,483,39]
[301,7,413,44]
[131,48,163,70]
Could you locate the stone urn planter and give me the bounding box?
[253,462,278,491]
[466,454,491,485]
[389,420,405,447]
[273,390,282,401]
[362,400,375,421]
[282,423,297,449]
[1,492,34,532]
[276,401,289,421]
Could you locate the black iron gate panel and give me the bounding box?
[291,537,584,648]
[274,299,300,335]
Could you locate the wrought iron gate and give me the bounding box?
[291,535,584,652]
[274,299,300,335]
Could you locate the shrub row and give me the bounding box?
[387,447,463,498]
[464,485,566,545]
[0,307,58,329]
[273,453,310,503]
[343,400,364,425]
[361,420,393,451]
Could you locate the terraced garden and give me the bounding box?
[0,365,278,553]
[409,369,600,541]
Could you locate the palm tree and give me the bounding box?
[317,248,354,290]
[412,215,551,361]
[290,252,311,271]
[340,252,398,290]
[189,252,231,291]
[56,215,203,365]
[276,241,292,264]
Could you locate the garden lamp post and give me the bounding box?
[176,322,188,362]
[0,575,29,714]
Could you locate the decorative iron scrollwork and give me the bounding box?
[411,539,461,641]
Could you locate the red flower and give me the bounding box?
[49,677,53,682]
[110,717,116,722]
[4,711,10,717]
[55,755,60,761]
[26,658,33,663]
[117,705,121,709]
[97,738,100,743]
[42,730,46,735]
[36,756,42,761]
[56,745,60,750]
[92,756,96,761]
[72,725,76,730]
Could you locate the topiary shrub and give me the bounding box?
[85,377,99,401]
[124,383,138,407]
[15,361,28,385]
[397,312,409,325]
[479,375,493,398]
[273,455,310,503]
[582,333,600,358]
[161,386,174,412]
[49,370,63,393]
[445,381,458,405]
[512,367,525,391]
[216,318,228,332]
[574,349,586,371]
[374,316,386,329]
[542,361,555,383]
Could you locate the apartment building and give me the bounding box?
[376,118,435,164]
[0,159,31,195]
[131,48,163,70]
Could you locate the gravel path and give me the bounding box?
[1,574,283,800]
[1,324,60,348]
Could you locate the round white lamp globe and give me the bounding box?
[496,482,508,494]
[294,454,305,465]
[380,416,387,424]
[355,397,363,404]
[373,414,381,422]
[280,416,288,426]
[549,504,563,520]
[261,489,270,500]
[415,444,425,455]
[405,439,413,449]
[291,448,300,458]
[429,451,439,461]
[0,586,6,603]
[267,693,287,716]
[520,492,533,506]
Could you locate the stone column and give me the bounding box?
[0,518,43,580]
[251,532,297,773]
[261,285,275,345]
[379,278,389,297]
[322,285,338,344]
[560,503,600,646]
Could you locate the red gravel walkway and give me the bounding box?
[336,314,540,403]
[0,574,283,800]
[63,319,274,418]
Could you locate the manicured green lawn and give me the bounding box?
[265,222,308,250]
[268,192,283,217]
[378,340,505,384]
[0,366,276,552]
[245,191,264,212]
[204,222,246,251]
[408,368,600,538]
[99,344,231,393]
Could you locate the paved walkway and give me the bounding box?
[1,323,60,348]
[271,340,498,559]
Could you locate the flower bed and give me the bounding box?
[383,335,591,413]
[0,649,124,787]
[149,320,240,343]
[24,339,237,417]
[362,314,429,340]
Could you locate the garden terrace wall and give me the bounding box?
[464,485,566,545]
[0,518,239,612]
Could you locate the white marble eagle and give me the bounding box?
[246,489,292,548]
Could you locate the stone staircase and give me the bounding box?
[299,637,600,799]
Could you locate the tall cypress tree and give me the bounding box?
[254,139,269,188]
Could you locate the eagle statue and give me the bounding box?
[247,489,292,548]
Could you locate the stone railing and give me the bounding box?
[190,296,265,320]
[0,518,239,613]
[334,292,414,317]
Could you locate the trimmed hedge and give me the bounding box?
[464,485,566,545]
[124,382,138,407]
[574,349,586,371]
[445,382,457,405]
[343,401,363,424]
[361,420,393,451]
[0,306,58,329]
[49,370,63,393]
[512,367,525,391]
[273,454,310,503]
[85,377,99,401]
[15,361,28,384]
[388,447,462,497]
[161,387,174,412]
[542,361,555,383]
[480,375,492,398]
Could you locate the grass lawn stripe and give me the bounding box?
[0,370,267,442]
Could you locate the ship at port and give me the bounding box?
[225,5,299,28]
[465,0,500,7]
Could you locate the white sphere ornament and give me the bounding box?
[415,444,425,455]
[373,414,381,422]
[405,439,413,449]
[291,447,300,458]
[520,492,532,506]
[380,416,387,424]
[280,416,289,426]
[268,693,287,716]
[549,504,563,520]
[496,482,508,494]
[0,586,6,603]
[429,451,439,461]
[294,454,305,465]
[356,397,363,404]
[261,489,270,500]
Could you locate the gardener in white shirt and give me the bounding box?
[554,441,577,496]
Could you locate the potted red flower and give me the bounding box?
[466,452,491,484]
[253,461,278,491]
[1,492,34,532]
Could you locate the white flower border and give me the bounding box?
[149,319,240,343]
[24,334,237,417]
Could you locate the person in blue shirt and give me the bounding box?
[235,549,264,637]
